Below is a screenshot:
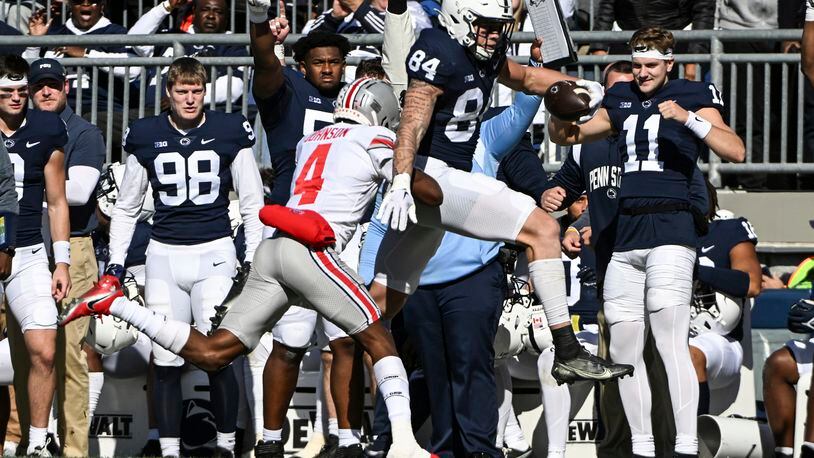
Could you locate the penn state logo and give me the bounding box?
[7,73,23,81]
[3,139,13,148]
[606,188,617,199]
[180,399,217,452]
[180,137,192,146]
[642,100,652,108]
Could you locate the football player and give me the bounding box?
[688,185,761,416]
[548,27,745,457]
[371,0,630,384]
[0,54,71,456]
[98,57,264,458]
[62,78,436,458]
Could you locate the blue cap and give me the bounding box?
[29,58,66,84]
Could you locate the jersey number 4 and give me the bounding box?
[154,151,221,206]
[293,143,330,205]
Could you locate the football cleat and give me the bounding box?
[335,444,364,458]
[254,440,284,458]
[59,274,124,326]
[551,347,634,385]
[316,435,339,458]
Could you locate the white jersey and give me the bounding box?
[286,123,394,251]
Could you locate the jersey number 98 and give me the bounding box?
[154,151,221,206]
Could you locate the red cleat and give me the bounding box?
[59,275,124,326]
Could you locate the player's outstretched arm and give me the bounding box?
[249,0,289,100]
[548,108,613,145]
[44,148,72,301]
[658,101,745,163]
[393,79,443,175]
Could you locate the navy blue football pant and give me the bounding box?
[402,259,505,457]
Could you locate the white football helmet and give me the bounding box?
[85,274,142,355]
[97,162,155,223]
[714,209,735,220]
[334,78,401,131]
[437,0,514,61]
[494,277,553,358]
[690,287,743,336]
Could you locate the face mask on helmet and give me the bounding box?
[438,0,514,62]
[334,78,401,131]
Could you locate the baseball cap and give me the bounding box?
[28,58,66,85]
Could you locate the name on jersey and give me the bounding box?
[304,127,350,143]
[588,165,621,195]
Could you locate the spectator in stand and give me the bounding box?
[25,0,138,114]
[0,21,24,56]
[303,0,430,37]
[589,0,714,81]
[128,0,248,109]
[2,0,42,34]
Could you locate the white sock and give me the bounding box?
[159,437,180,457]
[263,428,282,442]
[147,428,160,440]
[327,418,339,437]
[775,446,794,457]
[528,259,569,327]
[373,356,411,424]
[27,426,47,450]
[494,364,512,448]
[504,414,529,452]
[538,348,569,454]
[546,451,566,458]
[217,431,235,450]
[110,297,190,354]
[313,363,325,435]
[3,441,18,457]
[338,429,361,447]
[88,371,105,418]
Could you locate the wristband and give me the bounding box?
[684,111,712,139]
[274,43,285,61]
[53,240,71,265]
[529,58,544,68]
[565,226,579,235]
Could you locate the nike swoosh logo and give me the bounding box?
[213,261,226,266]
[26,141,40,148]
[201,138,216,145]
[701,245,715,253]
[32,247,42,254]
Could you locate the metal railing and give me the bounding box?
[0,29,809,181]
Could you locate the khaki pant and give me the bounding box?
[8,237,96,456]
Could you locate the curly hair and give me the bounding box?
[292,31,350,63]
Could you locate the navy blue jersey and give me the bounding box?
[256,67,336,204]
[696,217,757,340]
[123,110,254,245]
[604,79,723,201]
[4,110,68,247]
[697,217,758,272]
[94,221,152,269]
[603,79,722,250]
[0,21,24,56]
[61,106,105,236]
[407,27,505,171]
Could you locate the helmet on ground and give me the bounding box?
[86,316,139,355]
[437,0,514,61]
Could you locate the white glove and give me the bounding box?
[376,173,417,231]
[575,79,604,124]
[247,0,271,23]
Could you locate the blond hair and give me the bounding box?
[166,57,208,89]
[629,26,675,55]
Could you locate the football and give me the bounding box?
[544,80,592,122]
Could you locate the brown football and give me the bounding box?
[544,80,592,122]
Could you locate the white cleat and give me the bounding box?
[294,432,326,458]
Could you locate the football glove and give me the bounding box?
[247,0,271,23]
[103,263,125,283]
[788,299,814,334]
[575,79,604,124]
[377,173,417,231]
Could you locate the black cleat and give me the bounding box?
[335,444,364,458]
[363,433,390,457]
[552,347,634,384]
[254,440,285,458]
[213,446,235,458]
[140,439,162,457]
[505,448,532,458]
[317,434,339,458]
